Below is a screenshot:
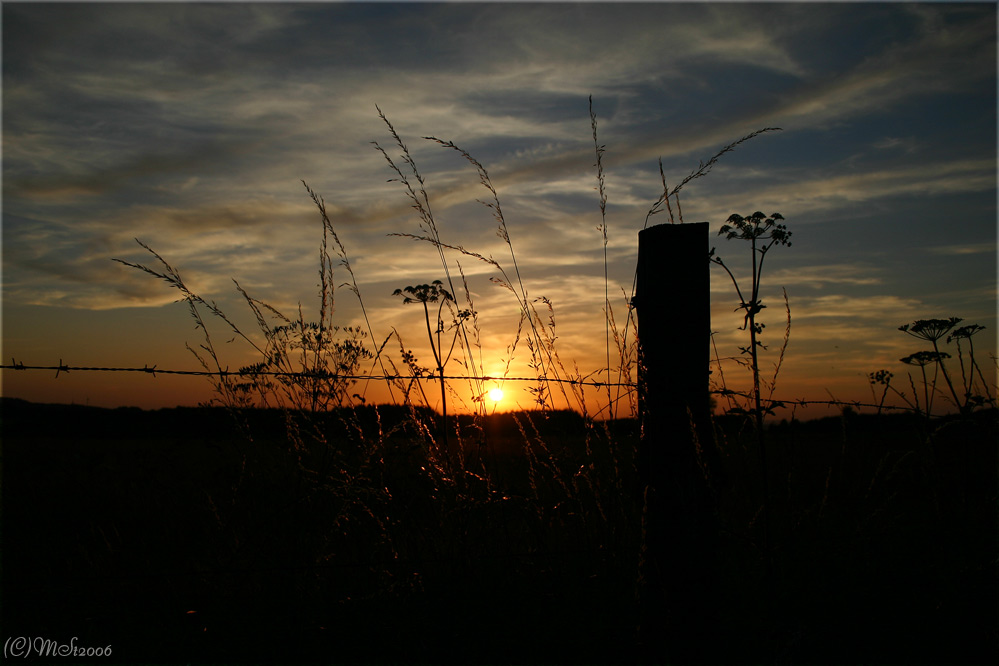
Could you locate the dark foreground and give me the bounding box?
[2,398,996,664]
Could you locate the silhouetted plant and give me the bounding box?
[947,323,994,409]
[900,350,950,420]
[867,369,898,416]
[590,96,614,417]
[899,317,963,412]
[113,240,256,408]
[710,211,792,422]
[114,176,392,417]
[303,180,398,404]
[899,317,961,342]
[373,109,491,417]
[234,322,372,412]
[867,318,994,418]
[380,111,587,416]
[709,210,791,573]
[393,280,475,456]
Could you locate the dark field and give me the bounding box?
[2,398,996,665]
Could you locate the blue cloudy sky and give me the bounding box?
[2,1,996,415]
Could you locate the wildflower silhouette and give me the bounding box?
[949,323,987,340]
[899,317,963,412]
[393,280,475,457]
[867,369,894,415]
[899,317,961,343]
[900,351,948,366]
[946,323,993,409]
[709,210,791,578]
[710,211,792,420]
[900,350,951,419]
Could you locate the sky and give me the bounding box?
[2,1,996,419]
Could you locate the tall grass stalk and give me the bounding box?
[764,288,792,410]
[382,124,584,415]
[590,96,614,418]
[113,240,267,408]
[302,181,397,405]
[421,134,575,411]
[372,107,486,419]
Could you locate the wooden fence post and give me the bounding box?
[635,221,720,663]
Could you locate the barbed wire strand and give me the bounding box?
[2,360,919,411]
[1,361,634,388]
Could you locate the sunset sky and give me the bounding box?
[3,1,996,418]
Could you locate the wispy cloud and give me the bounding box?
[928,243,997,256]
[693,158,995,223]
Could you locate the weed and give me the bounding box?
[948,323,995,408]
[393,280,474,459]
[900,350,948,420]
[709,210,792,577]
[894,317,995,417]
[899,317,963,411]
[710,212,793,417]
[590,96,613,417]
[867,369,895,416]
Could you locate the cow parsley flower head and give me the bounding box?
[900,351,949,367]
[898,317,961,343]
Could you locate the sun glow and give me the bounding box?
[487,387,504,403]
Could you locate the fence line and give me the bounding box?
[1,360,635,387]
[3,359,923,413]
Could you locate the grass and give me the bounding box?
[2,399,642,664]
[4,399,994,664]
[6,103,997,664]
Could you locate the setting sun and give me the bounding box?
[487,387,504,403]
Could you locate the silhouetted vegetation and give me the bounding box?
[3,398,995,664]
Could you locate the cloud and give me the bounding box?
[690,158,995,222]
[873,137,919,154]
[6,140,260,202]
[754,7,994,129]
[928,243,997,256]
[786,294,925,321]
[764,265,883,289]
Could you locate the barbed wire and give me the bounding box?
[3,359,932,413]
[0,359,636,388]
[709,388,919,412]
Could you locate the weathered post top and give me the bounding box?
[635,221,710,419]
